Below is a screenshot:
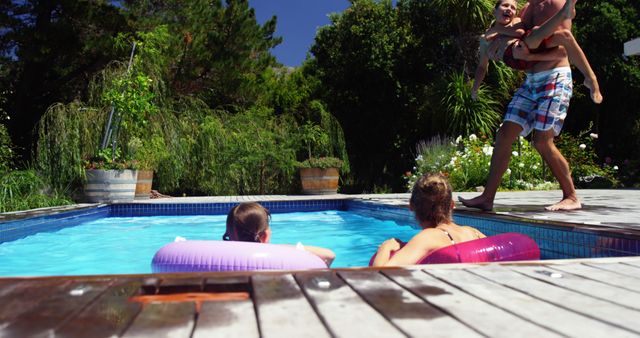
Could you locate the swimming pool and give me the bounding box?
[0,210,417,276]
[1,199,639,277]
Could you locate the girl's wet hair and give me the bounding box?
[409,173,453,227]
[223,202,271,242]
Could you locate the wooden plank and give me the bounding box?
[192,275,258,338]
[339,270,481,337]
[0,279,71,323]
[0,279,112,337]
[429,268,633,337]
[584,262,640,279]
[193,298,259,338]
[54,279,143,338]
[253,274,330,338]
[121,301,195,338]
[512,265,640,310]
[548,263,640,293]
[624,261,640,269]
[473,265,640,335]
[385,269,560,338]
[295,271,404,337]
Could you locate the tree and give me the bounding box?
[1,1,130,161]
[569,0,640,185]
[124,0,282,110]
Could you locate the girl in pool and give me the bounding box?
[223,202,336,266]
[372,173,486,267]
[473,0,602,103]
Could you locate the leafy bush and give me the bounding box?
[0,170,73,213]
[408,134,557,192]
[555,127,618,188]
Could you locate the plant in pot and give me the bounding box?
[84,147,139,203]
[297,122,343,194]
[128,135,169,199]
[84,40,159,203]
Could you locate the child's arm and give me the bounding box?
[303,245,336,266]
[471,42,491,100]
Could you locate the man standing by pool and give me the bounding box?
[460,0,581,211]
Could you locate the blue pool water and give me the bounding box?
[0,210,418,276]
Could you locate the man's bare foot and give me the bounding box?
[545,197,581,211]
[584,78,603,104]
[458,195,493,211]
[563,0,577,19]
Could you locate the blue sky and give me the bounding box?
[248,0,351,67]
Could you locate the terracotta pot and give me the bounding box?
[135,170,154,200]
[84,169,138,203]
[300,167,339,195]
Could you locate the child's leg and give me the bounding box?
[546,30,603,104]
[523,0,576,50]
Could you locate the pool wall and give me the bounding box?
[348,200,640,260]
[2,199,639,260]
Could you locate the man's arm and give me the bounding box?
[520,2,533,30]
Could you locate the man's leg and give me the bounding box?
[532,129,581,210]
[458,122,522,211]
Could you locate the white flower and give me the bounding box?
[469,134,478,141]
[519,136,524,141]
[455,135,462,143]
[579,144,587,150]
[613,165,619,170]
[416,155,423,161]
[532,165,538,170]
[506,169,511,175]
[512,151,519,156]
[518,163,525,168]
[412,166,416,170]
[590,133,598,139]
[482,146,493,156]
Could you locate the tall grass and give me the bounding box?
[0,170,73,213]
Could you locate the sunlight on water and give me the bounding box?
[0,211,418,276]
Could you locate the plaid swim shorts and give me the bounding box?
[504,67,573,136]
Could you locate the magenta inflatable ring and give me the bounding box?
[369,233,540,266]
[152,240,328,272]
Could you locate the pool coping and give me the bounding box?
[3,192,640,240]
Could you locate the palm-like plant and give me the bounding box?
[442,71,502,138]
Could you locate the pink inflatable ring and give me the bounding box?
[152,240,328,272]
[369,232,540,266]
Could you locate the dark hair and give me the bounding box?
[223,202,271,242]
[409,173,453,227]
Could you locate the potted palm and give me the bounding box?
[297,122,343,194]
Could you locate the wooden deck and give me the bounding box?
[2,257,640,337]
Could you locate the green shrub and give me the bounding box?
[408,134,557,192]
[555,126,618,188]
